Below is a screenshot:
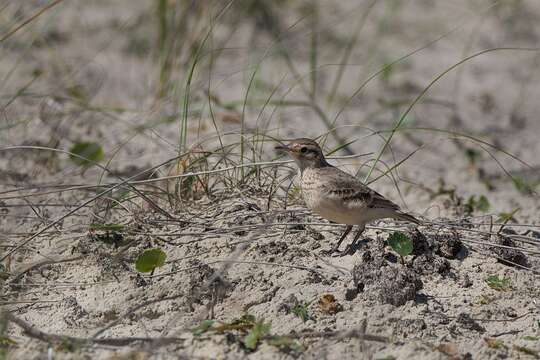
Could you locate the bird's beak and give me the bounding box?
[275,144,290,152]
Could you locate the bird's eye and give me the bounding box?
[300,147,308,153]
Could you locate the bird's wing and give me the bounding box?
[320,167,400,211]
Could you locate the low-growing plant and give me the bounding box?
[387,231,413,264]
[464,147,482,166]
[291,301,313,322]
[69,141,104,168]
[476,295,495,305]
[191,315,301,353]
[243,319,271,350]
[192,320,215,336]
[485,275,511,291]
[465,195,490,215]
[135,248,167,274]
[267,335,303,354]
[496,208,520,224]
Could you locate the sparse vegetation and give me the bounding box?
[291,301,313,322]
[387,231,413,264]
[135,248,167,273]
[1,0,540,359]
[69,142,104,168]
[485,275,511,291]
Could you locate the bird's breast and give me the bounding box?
[300,171,372,225]
[301,184,354,224]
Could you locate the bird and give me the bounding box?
[276,138,420,256]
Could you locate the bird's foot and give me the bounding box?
[321,245,354,257]
[320,246,341,256]
[322,239,363,257]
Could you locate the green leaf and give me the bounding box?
[387,231,413,257]
[243,319,271,350]
[214,314,256,333]
[69,142,104,167]
[90,223,125,231]
[496,208,520,223]
[476,195,490,212]
[485,275,511,291]
[464,147,481,165]
[135,248,167,273]
[513,177,534,194]
[192,320,214,336]
[465,195,490,215]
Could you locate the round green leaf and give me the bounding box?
[387,231,413,257]
[135,248,167,273]
[69,142,104,167]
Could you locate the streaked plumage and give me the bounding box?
[276,138,419,255]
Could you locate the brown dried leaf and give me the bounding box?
[318,294,343,315]
[484,337,506,349]
[166,150,207,202]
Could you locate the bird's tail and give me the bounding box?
[394,211,422,225]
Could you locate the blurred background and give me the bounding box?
[2,0,540,219]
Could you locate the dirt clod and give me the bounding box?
[352,250,423,306]
[410,229,463,260]
[454,313,485,333]
[277,294,299,314]
[392,318,427,338]
[491,234,528,267]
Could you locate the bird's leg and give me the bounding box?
[325,225,352,254]
[337,224,366,256]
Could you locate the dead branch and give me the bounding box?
[6,312,184,347]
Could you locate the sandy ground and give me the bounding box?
[2,0,540,359]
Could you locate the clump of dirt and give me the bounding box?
[257,240,289,257]
[352,249,423,306]
[391,318,427,338]
[351,229,467,306]
[409,229,465,276]
[277,293,300,314]
[410,253,451,276]
[186,259,233,311]
[451,313,486,334]
[410,229,464,259]
[491,230,529,267]
[62,295,89,327]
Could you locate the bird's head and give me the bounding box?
[275,138,328,170]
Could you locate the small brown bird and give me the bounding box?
[276,138,420,255]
